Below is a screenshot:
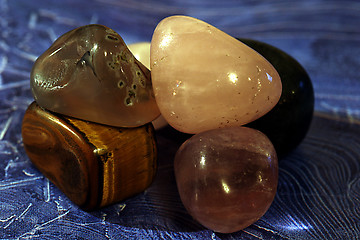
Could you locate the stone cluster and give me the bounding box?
[25,15,313,233]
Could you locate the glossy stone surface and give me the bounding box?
[150,15,282,134]
[174,127,278,233]
[31,24,160,127]
[128,42,168,130]
[240,39,315,158]
[3,1,360,239]
[22,102,157,210]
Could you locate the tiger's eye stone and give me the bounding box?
[31,24,160,127]
[240,39,314,158]
[150,16,282,134]
[22,102,157,210]
[128,42,168,130]
[174,127,278,233]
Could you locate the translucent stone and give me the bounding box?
[174,126,278,233]
[151,16,282,134]
[128,42,168,130]
[31,24,160,127]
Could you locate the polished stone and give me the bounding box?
[174,126,278,233]
[150,16,282,134]
[31,24,160,127]
[128,42,168,130]
[22,102,157,210]
[240,39,314,158]
[128,42,151,69]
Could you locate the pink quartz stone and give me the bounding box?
[174,126,278,233]
[31,25,160,127]
[128,42,168,129]
[150,16,282,134]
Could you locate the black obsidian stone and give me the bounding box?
[239,38,315,159]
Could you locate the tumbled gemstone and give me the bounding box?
[240,38,314,158]
[128,42,151,69]
[31,24,160,127]
[174,126,278,233]
[150,16,282,134]
[128,42,168,130]
[22,102,157,210]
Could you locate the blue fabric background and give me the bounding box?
[0,0,359,239]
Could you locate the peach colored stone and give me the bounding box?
[128,42,151,69]
[31,25,160,127]
[128,42,168,129]
[150,16,282,134]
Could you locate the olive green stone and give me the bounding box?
[239,38,314,158]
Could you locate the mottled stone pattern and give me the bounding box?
[1,0,360,239]
[128,42,169,130]
[31,24,160,127]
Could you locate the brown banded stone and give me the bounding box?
[22,102,157,210]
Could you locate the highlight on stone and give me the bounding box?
[22,15,299,234]
[150,15,282,134]
[174,126,278,233]
[31,24,160,127]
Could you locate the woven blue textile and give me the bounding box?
[1,0,359,239]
